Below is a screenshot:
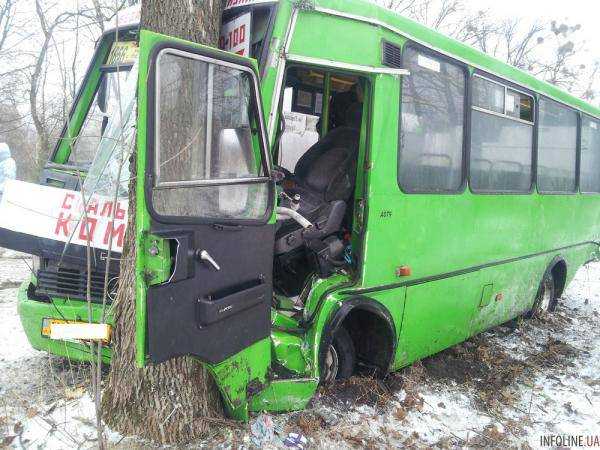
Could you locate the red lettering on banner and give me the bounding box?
[100,202,113,217]
[225,0,254,8]
[55,212,72,237]
[239,24,245,43]
[78,217,97,241]
[103,222,125,248]
[86,200,99,215]
[115,202,126,220]
[62,193,75,210]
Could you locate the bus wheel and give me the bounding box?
[321,327,355,383]
[532,272,557,317]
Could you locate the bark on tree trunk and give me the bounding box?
[101,0,225,444]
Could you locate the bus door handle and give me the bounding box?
[194,249,221,271]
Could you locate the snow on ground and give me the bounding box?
[0,250,598,448]
[0,252,104,449]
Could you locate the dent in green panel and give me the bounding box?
[249,378,318,414]
[302,273,352,321]
[271,329,309,375]
[396,274,480,367]
[479,283,493,308]
[470,255,543,334]
[208,338,271,421]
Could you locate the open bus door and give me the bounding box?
[136,30,276,367]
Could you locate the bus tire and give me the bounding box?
[321,327,355,384]
[530,272,557,317]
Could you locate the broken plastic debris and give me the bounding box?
[250,414,275,447]
[283,432,308,449]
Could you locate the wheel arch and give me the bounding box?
[545,255,567,298]
[319,296,396,377]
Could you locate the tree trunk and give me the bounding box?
[101,0,225,444]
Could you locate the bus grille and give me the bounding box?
[36,267,118,303]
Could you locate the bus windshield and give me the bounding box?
[81,60,137,201]
[63,40,139,168]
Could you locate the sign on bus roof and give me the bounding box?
[106,5,140,31]
[224,0,278,11]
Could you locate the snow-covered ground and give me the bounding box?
[0,250,598,448]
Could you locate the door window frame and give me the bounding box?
[145,42,274,226]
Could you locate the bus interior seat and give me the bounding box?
[274,101,362,257]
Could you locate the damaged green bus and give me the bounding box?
[0,0,599,420]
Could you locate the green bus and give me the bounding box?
[1,0,599,420]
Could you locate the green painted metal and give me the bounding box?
[479,283,494,308]
[17,281,111,364]
[208,339,271,420]
[249,378,318,414]
[134,30,153,367]
[141,234,172,286]
[15,0,600,422]
[271,329,308,375]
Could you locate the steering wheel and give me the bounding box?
[272,165,293,184]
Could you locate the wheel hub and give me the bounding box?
[323,344,339,383]
[539,278,553,312]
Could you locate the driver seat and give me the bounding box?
[286,102,362,216]
[275,102,362,255]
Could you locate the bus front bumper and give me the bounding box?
[17,280,111,364]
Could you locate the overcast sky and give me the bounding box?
[471,0,600,51]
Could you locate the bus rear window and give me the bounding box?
[537,99,578,193]
[581,116,600,193]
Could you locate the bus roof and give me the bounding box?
[312,0,600,120]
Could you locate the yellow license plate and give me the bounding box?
[42,318,72,337]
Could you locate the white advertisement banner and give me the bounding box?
[224,0,276,11]
[0,179,128,253]
[220,12,252,57]
[106,5,141,30]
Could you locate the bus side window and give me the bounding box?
[537,98,578,193]
[580,116,600,193]
[398,48,466,193]
[470,76,534,193]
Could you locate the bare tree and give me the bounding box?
[580,62,599,104]
[29,0,75,166]
[532,21,585,90]
[0,0,14,54]
[377,0,598,102]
